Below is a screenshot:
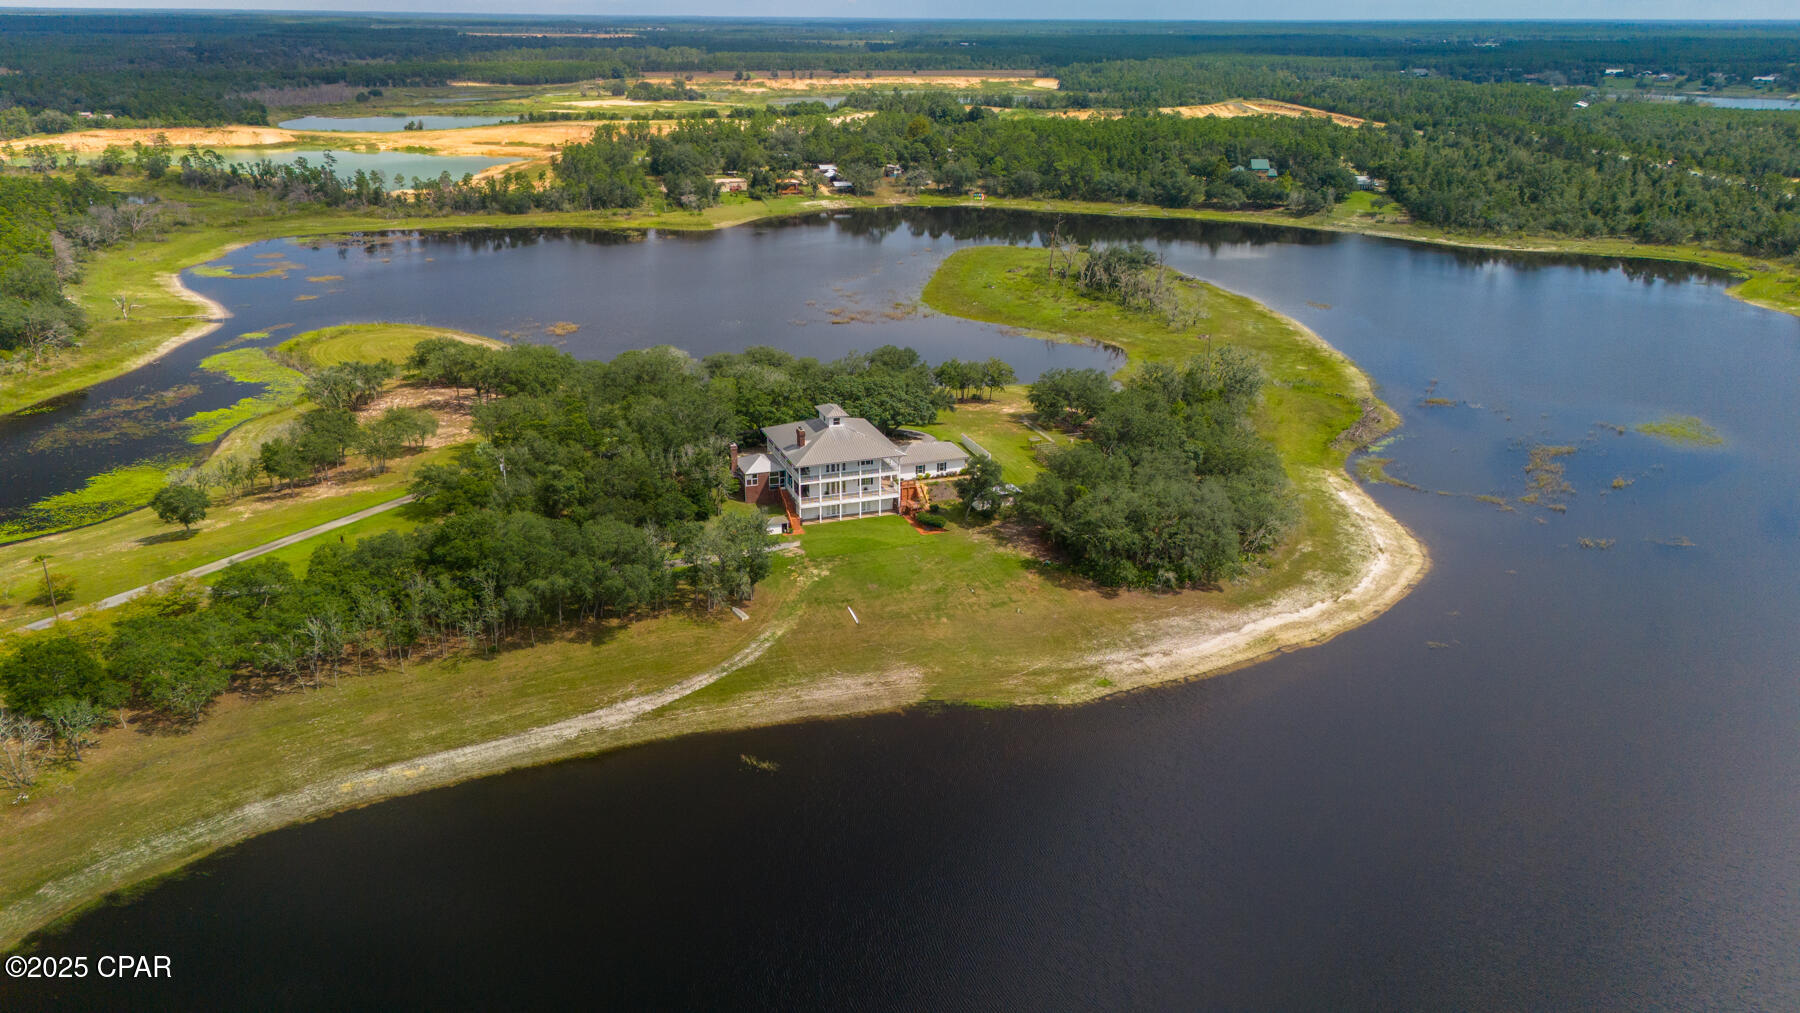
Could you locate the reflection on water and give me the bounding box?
[6,209,1800,1009]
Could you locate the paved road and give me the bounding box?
[21,496,414,632]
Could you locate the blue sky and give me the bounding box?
[11,2,1800,19]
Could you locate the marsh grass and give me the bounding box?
[182,349,306,444]
[1354,456,1419,490]
[0,461,180,545]
[1635,414,1723,447]
[1522,444,1577,509]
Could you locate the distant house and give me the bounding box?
[1752,74,1781,84]
[1604,68,1625,77]
[731,404,968,523]
[816,163,842,180]
[777,176,808,195]
[712,176,748,193]
[883,163,902,178]
[1248,158,1277,180]
[1573,100,1590,109]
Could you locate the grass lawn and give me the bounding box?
[918,386,1056,483]
[276,321,502,369]
[242,501,429,576]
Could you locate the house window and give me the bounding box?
[746,474,760,486]
[936,462,948,474]
[915,465,926,476]
[823,462,842,475]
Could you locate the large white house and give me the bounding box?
[733,404,969,523]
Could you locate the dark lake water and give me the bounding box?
[0,216,1119,526]
[6,209,1800,1009]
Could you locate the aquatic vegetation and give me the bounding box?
[1611,476,1634,490]
[1635,414,1723,447]
[1577,537,1616,550]
[29,385,202,452]
[183,349,306,444]
[1421,397,1457,407]
[191,263,297,280]
[544,321,580,336]
[1354,456,1419,490]
[1522,444,1577,508]
[0,460,181,544]
[739,754,780,773]
[305,274,346,283]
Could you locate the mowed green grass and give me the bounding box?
[239,501,428,577]
[277,321,502,369]
[918,386,1053,483]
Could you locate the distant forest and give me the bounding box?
[1,13,1797,124]
[1,14,1797,276]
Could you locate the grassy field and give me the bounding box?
[918,386,1057,483]
[922,245,1370,472]
[276,321,503,368]
[0,451,443,629]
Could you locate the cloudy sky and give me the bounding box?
[7,2,1798,19]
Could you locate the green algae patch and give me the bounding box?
[0,461,177,544]
[1635,414,1723,448]
[183,348,306,444]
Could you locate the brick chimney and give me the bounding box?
[728,442,739,472]
[795,426,807,448]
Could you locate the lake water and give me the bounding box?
[278,115,515,132]
[78,149,516,188]
[0,217,1120,529]
[1650,93,1800,111]
[5,209,1799,1008]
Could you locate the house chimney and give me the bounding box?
[728,442,739,472]
[795,426,807,448]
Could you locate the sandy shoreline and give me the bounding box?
[132,255,237,369]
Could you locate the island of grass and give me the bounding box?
[0,243,1427,952]
[1635,413,1725,447]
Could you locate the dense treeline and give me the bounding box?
[0,335,976,764]
[1021,347,1292,588]
[3,13,1796,125]
[0,173,138,362]
[144,80,1800,257]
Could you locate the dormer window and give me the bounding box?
[831,417,842,426]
